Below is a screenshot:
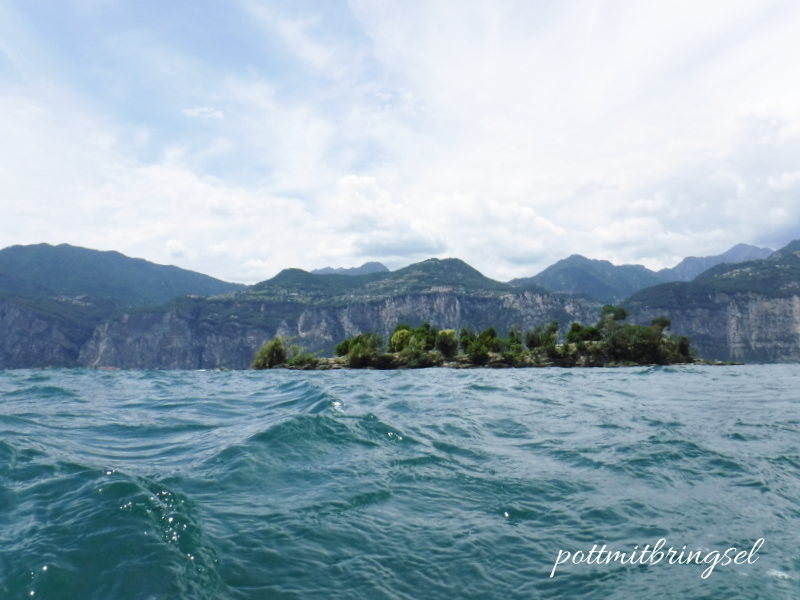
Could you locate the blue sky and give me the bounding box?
[1,0,799,283]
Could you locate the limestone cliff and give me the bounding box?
[629,292,800,363]
[8,288,800,369]
[79,309,273,370]
[79,292,601,369]
[0,298,81,368]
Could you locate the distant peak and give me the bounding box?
[311,262,389,276]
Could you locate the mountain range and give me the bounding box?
[0,239,798,368]
[311,262,389,276]
[656,243,773,281]
[508,243,773,303]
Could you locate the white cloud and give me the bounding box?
[164,239,189,257]
[182,107,224,119]
[2,0,800,283]
[768,171,800,192]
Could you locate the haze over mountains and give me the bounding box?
[0,239,798,367]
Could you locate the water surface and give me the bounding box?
[1,366,799,599]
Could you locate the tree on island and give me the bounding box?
[252,336,318,369]
[253,306,694,369]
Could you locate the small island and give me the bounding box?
[252,305,709,370]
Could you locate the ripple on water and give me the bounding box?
[1,366,799,599]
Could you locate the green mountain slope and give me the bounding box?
[0,243,247,349]
[769,239,800,259]
[621,240,800,363]
[251,258,516,305]
[626,238,800,307]
[0,243,245,307]
[657,243,773,282]
[509,255,664,303]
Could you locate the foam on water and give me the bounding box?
[1,365,799,599]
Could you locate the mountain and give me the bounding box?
[657,243,773,282]
[0,243,245,306]
[76,257,598,368]
[768,239,800,259]
[311,262,389,276]
[0,243,246,367]
[509,255,664,303]
[7,243,800,369]
[252,258,516,303]
[624,239,800,362]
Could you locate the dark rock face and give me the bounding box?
[79,310,273,370]
[629,292,800,363]
[9,289,800,369]
[0,298,81,368]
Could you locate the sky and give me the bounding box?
[1,0,799,284]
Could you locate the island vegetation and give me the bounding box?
[251,305,697,370]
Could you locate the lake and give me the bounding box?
[1,365,798,599]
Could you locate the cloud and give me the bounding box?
[182,107,224,119]
[768,171,800,192]
[164,239,189,257]
[3,0,800,283]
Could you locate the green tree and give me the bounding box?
[651,316,671,333]
[565,322,602,344]
[476,327,499,351]
[401,335,439,368]
[459,327,476,352]
[435,329,459,358]
[467,340,490,365]
[524,325,544,349]
[252,336,287,369]
[414,322,438,351]
[285,338,318,368]
[675,335,692,358]
[389,329,412,352]
[346,332,384,368]
[334,339,351,357]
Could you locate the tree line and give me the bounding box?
[252,305,693,369]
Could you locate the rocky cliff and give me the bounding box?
[6,244,800,368]
[7,288,800,368]
[629,292,800,363]
[0,298,81,368]
[79,310,273,370]
[79,291,601,369]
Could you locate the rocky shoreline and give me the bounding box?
[266,352,734,370]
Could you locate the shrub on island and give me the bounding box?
[342,332,384,368]
[252,336,317,369]
[252,336,286,369]
[434,329,459,358]
[524,321,559,350]
[401,334,440,368]
[389,329,412,353]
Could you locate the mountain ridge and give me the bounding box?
[2,239,800,367]
[509,254,664,303]
[0,243,245,307]
[657,243,773,281]
[311,262,389,276]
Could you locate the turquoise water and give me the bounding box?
[1,366,799,599]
